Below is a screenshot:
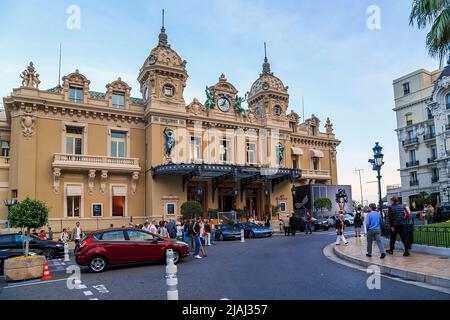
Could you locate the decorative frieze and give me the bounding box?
[53,168,61,193]
[88,170,96,195]
[100,170,108,195]
[131,172,139,194]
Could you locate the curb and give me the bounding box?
[333,245,450,288]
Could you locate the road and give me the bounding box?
[0,229,449,300]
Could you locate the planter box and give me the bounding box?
[3,256,45,281]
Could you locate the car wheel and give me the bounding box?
[248,231,255,238]
[345,221,350,227]
[167,250,180,264]
[89,256,107,273]
[219,234,224,241]
[324,227,330,231]
[43,248,55,260]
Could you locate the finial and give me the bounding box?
[262,42,271,74]
[158,9,168,46]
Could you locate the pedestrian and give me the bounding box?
[279,219,285,233]
[210,222,216,245]
[192,217,202,259]
[421,205,429,225]
[283,214,290,236]
[149,220,158,234]
[365,203,386,259]
[176,221,183,240]
[48,227,53,241]
[183,219,190,243]
[335,212,348,245]
[60,228,70,243]
[354,206,363,238]
[204,220,212,246]
[305,211,313,235]
[387,197,411,256]
[142,221,150,232]
[428,204,434,224]
[289,214,296,236]
[265,215,271,228]
[38,230,47,240]
[159,221,169,238]
[109,224,114,228]
[168,219,176,239]
[71,221,83,245]
[362,207,368,237]
[199,220,207,256]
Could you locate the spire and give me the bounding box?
[158,9,168,46]
[262,42,271,74]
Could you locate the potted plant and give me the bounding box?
[4,197,49,281]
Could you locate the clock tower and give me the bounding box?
[137,11,188,117]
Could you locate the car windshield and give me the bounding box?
[247,223,259,228]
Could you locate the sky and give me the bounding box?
[0,0,441,204]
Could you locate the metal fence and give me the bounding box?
[381,222,450,248]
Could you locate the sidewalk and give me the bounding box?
[333,237,450,288]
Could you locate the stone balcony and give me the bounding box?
[0,157,10,168]
[52,153,140,173]
[299,169,331,182]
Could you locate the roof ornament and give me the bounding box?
[158,9,168,46]
[20,62,40,89]
[262,42,271,75]
[447,43,450,65]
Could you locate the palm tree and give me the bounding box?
[410,0,450,67]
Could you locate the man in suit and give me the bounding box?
[71,221,83,245]
[289,214,296,236]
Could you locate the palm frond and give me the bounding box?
[410,0,450,28]
[426,6,450,59]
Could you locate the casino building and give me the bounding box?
[0,23,341,231]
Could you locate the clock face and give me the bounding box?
[255,106,263,118]
[217,97,231,112]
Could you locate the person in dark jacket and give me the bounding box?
[192,217,202,259]
[354,207,363,237]
[289,214,296,236]
[387,197,410,256]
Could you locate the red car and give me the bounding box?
[75,228,190,272]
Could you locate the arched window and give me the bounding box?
[273,105,281,116]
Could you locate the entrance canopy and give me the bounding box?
[151,163,301,201]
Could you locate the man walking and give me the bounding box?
[204,220,212,246]
[192,217,202,259]
[167,219,176,239]
[305,211,313,235]
[387,197,410,256]
[365,203,386,259]
[289,214,296,236]
[283,214,291,236]
[71,221,83,245]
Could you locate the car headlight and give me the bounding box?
[175,241,188,246]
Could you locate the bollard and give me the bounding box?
[64,242,70,262]
[165,249,179,300]
[240,228,245,242]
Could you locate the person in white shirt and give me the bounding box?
[60,228,70,243]
[71,222,83,245]
[159,221,169,238]
[176,222,183,240]
[149,220,157,234]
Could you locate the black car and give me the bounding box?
[214,224,242,241]
[0,233,64,259]
[0,248,43,275]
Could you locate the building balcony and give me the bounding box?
[409,180,419,187]
[431,176,440,183]
[0,157,10,168]
[428,157,437,163]
[423,133,436,141]
[446,124,450,131]
[406,160,419,168]
[402,137,419,146]
[300,169,331,181]
[52,153,141,173]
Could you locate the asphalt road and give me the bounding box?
[0,229,449,300]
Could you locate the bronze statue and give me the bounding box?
[205,86,216,110]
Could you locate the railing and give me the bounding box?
[301,169,331,177]
[53,153,139,166]
[431,176,440,183]
[406,160,419,167]
[409,180,419,186]
[428,157,437,163]
[423,133,436,141]
[386,184,401,191]
[402,137,419,146]
[0,157,10,165]
[381,222,450,248]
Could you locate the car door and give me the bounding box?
[125,230,160,262]
[0,235,17,250]
[98,230,129,264]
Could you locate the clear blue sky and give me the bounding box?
[0,0,440,203]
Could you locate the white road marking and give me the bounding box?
[4,278,68,289]
[89,298,99,300]
[78,284,87,289]
[83,290,93,296]
[93,284,109,294]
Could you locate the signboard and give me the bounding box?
[167,203,175,215]
[92,203,103,217]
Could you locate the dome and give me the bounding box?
[249,73,288,97]
[147,45,186,69]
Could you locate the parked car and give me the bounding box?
[313,218,331,231]
[75,228,190,273]
[0,248,43,275]
[0,233,64,260]
[214,224,242,241]
[324,215,336,227]
[234,223,273,238]
[325,214,354,227]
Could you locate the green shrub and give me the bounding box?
[180,201,203,220]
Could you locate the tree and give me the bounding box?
[314,197,332,218]
[410,0,450,66]
[180,201,203,220]
[8,197,49,256]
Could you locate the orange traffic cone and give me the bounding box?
[42,261,53,280]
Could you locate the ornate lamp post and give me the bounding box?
[368,142,384,220]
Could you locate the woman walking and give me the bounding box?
[335,212,348,245]
[159,221,169,238]
[354,206,363,238]
[199,220,207,257]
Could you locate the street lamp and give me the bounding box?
[4,199,17,232]
[368,142,384,220]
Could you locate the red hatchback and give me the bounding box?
[75,228,190,272]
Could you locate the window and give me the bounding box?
[100,231,126,241]
[292,156,298,169]
[403,82,410,95]
[163,84,175,97]
[406,114,413,126]
[112,196,125,217]
[311,126,317,136]
[427,108,433,120]
[312,157,320,170]
[67,196,81,217]
[190,136,202,161]
[219,139,231,162]
[408,130,414,140]
[69,86,83,103]
[431,147,438,159]
[127,230,154,241]
[432,168,439,179]
[143,87,149,101]
[410,171,418,183]
[1,141,9,157]
[246,142,256,164]
[111,131,126,158]
[409,149,416,162]
[447,94,450,109]
[66,126,83,155]
[273,105,281,116]
[112,93,125,109]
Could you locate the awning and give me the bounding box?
[291,147,304,155]
[112,186,127,196]
[66,185,82,196]
[310,149,324,158]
